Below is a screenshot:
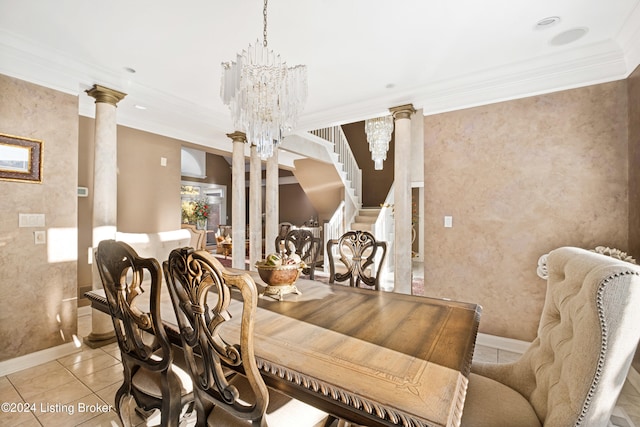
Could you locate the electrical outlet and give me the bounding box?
[34,230,46,244]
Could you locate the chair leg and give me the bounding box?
[115,386,136,427]
[134,407,161,425]
[323,416,364,427]
[323,415,338,427]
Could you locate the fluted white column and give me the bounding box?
[249,145,263,270]
[390,104,415,294]
[228,132,247,269]
[265,147,279,255]
[85,84,126,348]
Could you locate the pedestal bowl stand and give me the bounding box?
[256,263,302,301]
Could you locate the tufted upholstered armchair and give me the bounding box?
[461,246,640,427]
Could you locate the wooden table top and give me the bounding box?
[86,272,481,427]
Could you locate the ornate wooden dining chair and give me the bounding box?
[95,239,194,427]
[461,246,640,426]
[326,230,387,290]
[274,229,321,280]
[277,222,294,239]
[163,247,330,426]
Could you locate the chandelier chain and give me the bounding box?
[263,0,268,47]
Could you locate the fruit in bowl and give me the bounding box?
[264,253,283,266]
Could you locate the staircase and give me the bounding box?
[282,126,362,228]
[350,207,381,232]
[281,128,395,275]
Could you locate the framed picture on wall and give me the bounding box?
[0,133,43,183]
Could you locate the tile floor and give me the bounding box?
[0,313,127,426]
[2,306,638,426]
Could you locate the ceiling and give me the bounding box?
[1,0,639,158]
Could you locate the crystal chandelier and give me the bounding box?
[364,115,394,170]
[220,0,307,159]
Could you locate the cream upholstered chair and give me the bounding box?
[461,246,640,427]
[95,240,194,427]
[181,224,207,251]
[163,247,331,426]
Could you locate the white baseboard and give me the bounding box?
[0,342,81,377]
[627,365,640,395]
[476,332,530,354]
[609,406,636,427]
[476,334,640,397]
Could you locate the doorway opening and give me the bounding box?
[181,181,227,247]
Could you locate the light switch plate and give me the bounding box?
[78,187,89,197]
[444,216,453,228]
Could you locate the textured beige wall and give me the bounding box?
[77,117,94,293]
[0,75,78,360]
[628,65,640,372]
[423,81,629,341]
[629,67,640,262]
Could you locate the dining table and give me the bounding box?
[85,269,482,427]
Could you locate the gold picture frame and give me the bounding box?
[0,133,43,183]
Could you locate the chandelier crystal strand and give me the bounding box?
[220,0,307,159]
[365,115,394,170]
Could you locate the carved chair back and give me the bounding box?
[163,247,269,425]
[274,229,321,280]
[95,239,190,427]
[277,222,293,239]
[326,230,387,290]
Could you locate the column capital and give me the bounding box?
[86,84,127,106]
[389,104,416,121]
[226,131,247,143]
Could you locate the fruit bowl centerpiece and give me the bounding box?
[255,252,304,301]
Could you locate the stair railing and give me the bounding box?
[374,183,395,274]
[310,126,362,207]
[323,201,345,273]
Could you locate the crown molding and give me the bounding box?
[418,42,628,116]
[2,25,638,155]
[615,0,640,76]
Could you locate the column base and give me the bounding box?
[83,331,117,349]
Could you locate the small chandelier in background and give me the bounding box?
[365,115,394,170]
[220,0,307,159]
